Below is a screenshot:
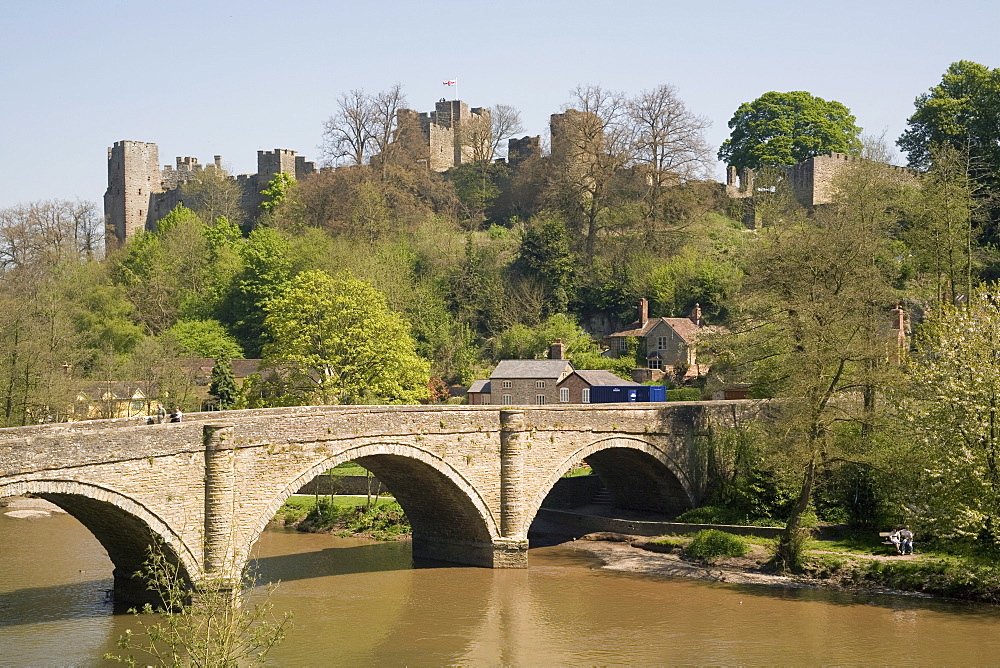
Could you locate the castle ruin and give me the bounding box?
[398,99,491,171]
[104,141,315,250]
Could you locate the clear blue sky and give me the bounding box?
[2,0,998,209]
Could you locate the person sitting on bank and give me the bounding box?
[900,526,914,555]
[889,528,902,554]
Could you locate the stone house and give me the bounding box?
[73,382,155,420]
[557,369,640,404]
[467,340,635,405]
[603,299,718,378]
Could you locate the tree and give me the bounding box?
[718,91,863,170]
[260,172,295,213]
[262,270,430,405]
[897,287,1000,543]
[515,215,575,314]
[0,200,102,271]
[209,356,242,410]
[107,544,291,667]
[898,61,1000,179]
[322,89,375,166]
[711,156,901,570]
[179,165,245,228]
[165,319,244,359]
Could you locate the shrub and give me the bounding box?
[666,388,702,402]
[685,529,749,562]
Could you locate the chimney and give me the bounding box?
[214,155,222,168]
[639,298,648,326]
[549,339,566,360]
[892,303,904,330]
[690,303,702,326]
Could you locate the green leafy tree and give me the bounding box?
[898,61,1000,180]
[718,91,862,170]
[165,319,244,359]
[262,270,430,405]
[516,215,575,314]
[897,288,1000,543]
[209,356,243,410]
[260,172,295,212]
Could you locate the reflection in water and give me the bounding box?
[5,509,1000,665]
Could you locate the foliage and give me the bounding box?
[666,388,701,401]
[299,497,410,540]
[209,356,243,411]
[260,172,295,212]
[897,287,1000,542]
[106,546,292,667]
[165,319,244,360]
[718,90,863,170]
[262,270,430,405]
[515,215,576,314]
[684,529,749,562]
[492,313,597,361]
[898,61,1000,181]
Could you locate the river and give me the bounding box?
[4,501,1000,665]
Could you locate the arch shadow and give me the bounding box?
[250,442,500,568]
[0,480,198,609]
[525,436,695,536]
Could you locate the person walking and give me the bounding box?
[155,402,167,424]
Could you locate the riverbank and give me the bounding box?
[566,532,1000,604]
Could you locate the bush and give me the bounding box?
[685,529,749,562]
[666,388,702,402]
[674,505,781,527]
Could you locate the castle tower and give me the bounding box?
[104,141,162,252]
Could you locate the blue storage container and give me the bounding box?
[589,385,666,403]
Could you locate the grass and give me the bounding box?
[327,462,369,477]
[273,494,392,525]
[562,465,594,478]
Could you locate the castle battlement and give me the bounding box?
[104,140,314,250]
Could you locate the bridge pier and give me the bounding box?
[411,536,528,568]
[202,423,243,592]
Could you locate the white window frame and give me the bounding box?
[582,388,590,403]
[536,394,546,405]
[536,380,545,389]
[619,338,628,352]
[657,336,669,350]
[502,394,513,405]
[502,380,512,389]
[648,358,663,370]
[481,395,490,405]
[560,387,569,403]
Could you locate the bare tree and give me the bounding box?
[489,104,525,161]
[0,200,103,272]
[628,84,713,240]
[179,166,245,228]
[322,89,374,167]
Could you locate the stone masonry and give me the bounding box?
[0,401,760,604]
[104,141,316,251]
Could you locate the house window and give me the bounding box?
[582,388,590,403]
[619,338,628,352]
[657,336,669,350]
[536,394,546,405]
[649,358,663,370]
[536,380,545,389]
[502,380,512,389]
[502,394,513,405]
[560,388,569,403]
[481,395,490,405]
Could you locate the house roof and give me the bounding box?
[569,370,640,387]
[608,316,721,344]
[468,379,491,394]
[489,359,574,380]
[75,381,156,401]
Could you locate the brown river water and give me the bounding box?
[4,503,1000,666]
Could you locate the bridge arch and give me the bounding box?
[250,441,500,567]
[0,479,199,605]
[523,435,695,537]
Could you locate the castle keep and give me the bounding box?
[399,99,491,171]
[104,141,315,250]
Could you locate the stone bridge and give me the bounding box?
[0,401,760,604]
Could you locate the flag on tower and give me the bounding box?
[443,79,457,86]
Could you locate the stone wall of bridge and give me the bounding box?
[0,401,762,603]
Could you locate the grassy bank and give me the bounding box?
[273,494,410,541]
